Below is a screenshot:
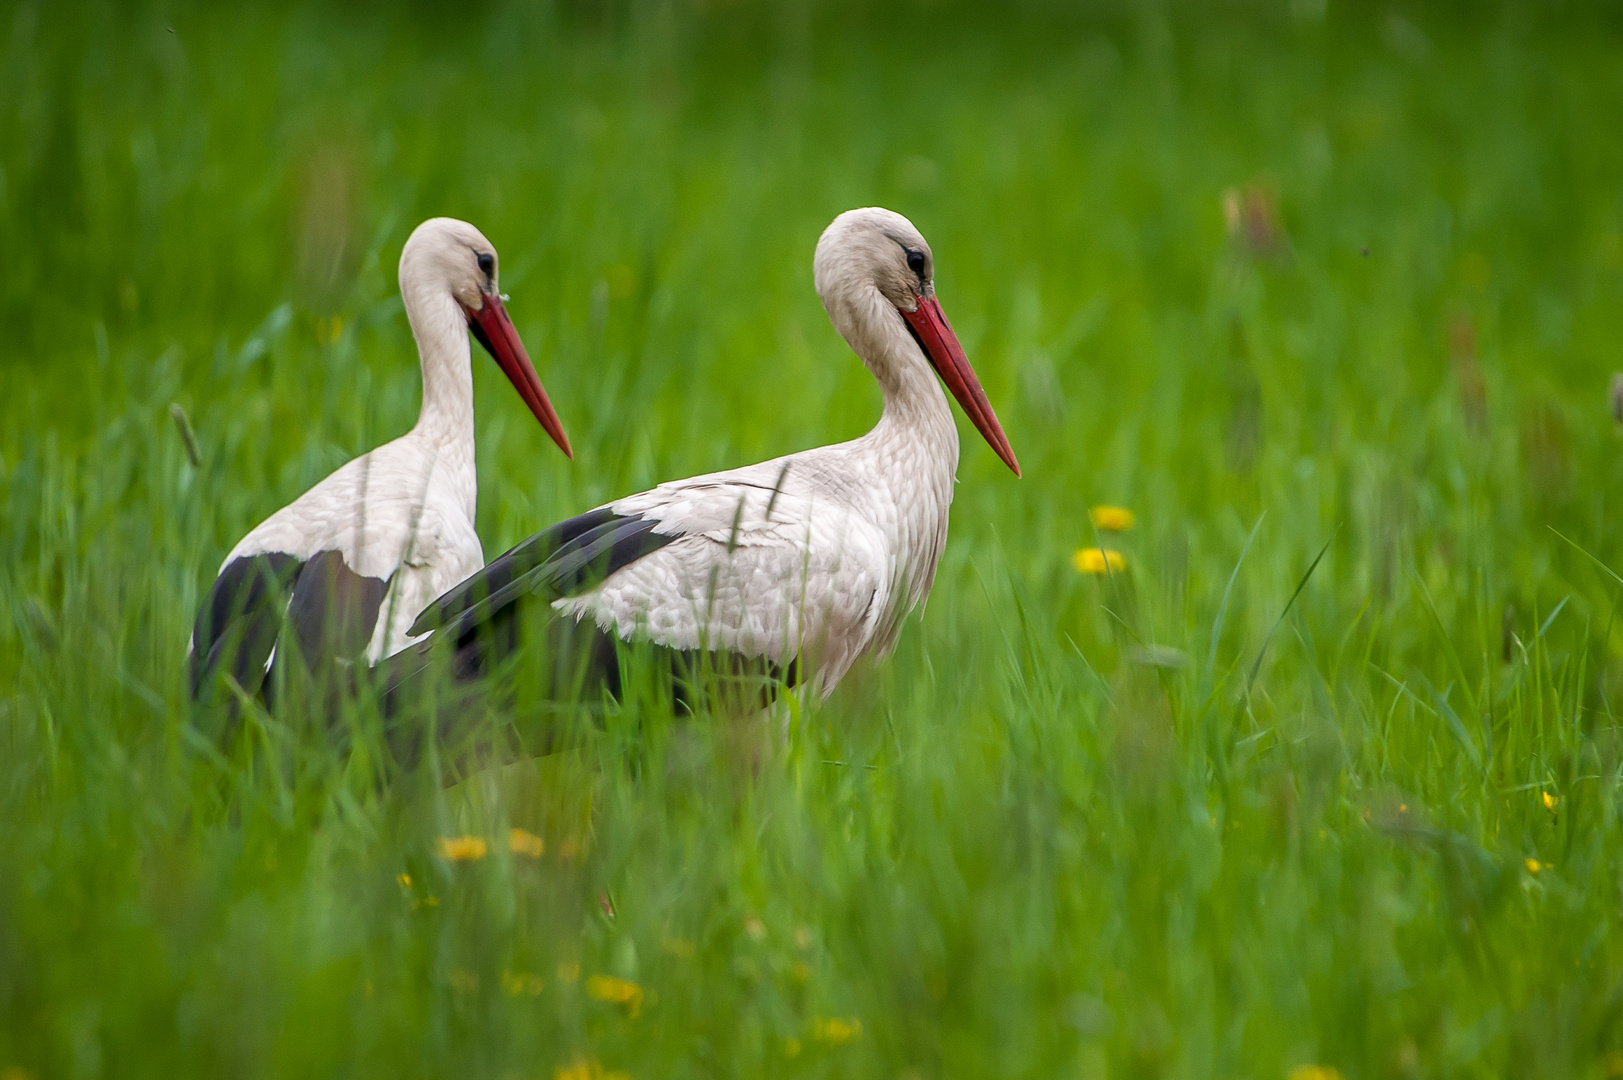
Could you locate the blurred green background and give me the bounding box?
[4,1,1623,1076]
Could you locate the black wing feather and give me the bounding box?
[408,508,676,639]
[188,552,302,701]
[190,549,391,706]
[407,507,621,635]
[284,550,390,667]
[439,516,675,642]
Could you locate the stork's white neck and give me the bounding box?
[827,285,960,620]
[401,273,478,509]
[870,322,959,454]
[828,283,960,472]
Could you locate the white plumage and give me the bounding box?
[188,217,571,700]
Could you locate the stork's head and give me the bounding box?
[400,217,572,458]
[814,207,1020,477]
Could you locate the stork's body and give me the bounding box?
[397,207,1017,712]
[188,217,572,703]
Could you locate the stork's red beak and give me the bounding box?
[466,293,573,459]
[901,295,1021,477]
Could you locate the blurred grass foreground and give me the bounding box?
[5,1,1623,1077]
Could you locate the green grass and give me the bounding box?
[5,1,1623,1076]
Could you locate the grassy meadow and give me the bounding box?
[6,1,1623,1075]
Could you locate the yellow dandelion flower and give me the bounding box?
[436,835,488,862]
[501,970,544,996]
[586,975,644,1017]
[509,828,546,858]
[1089,505,1136,531]
[812,1017,863,1045]
[1525,858,1543,874]
[1541,791,1558,812]
[1288,1067,1344,1080]
[553,1058,627,1080]
[396,873,412,888]
[1073,547,1126,575]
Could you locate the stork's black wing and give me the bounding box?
[188,552,302,702]
[285,550,391,665]
[407,507,677,642]
[190,549,391,706]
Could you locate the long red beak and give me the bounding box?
[465,293,573,459]
[901,294,1021,477]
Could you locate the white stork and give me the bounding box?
[389,206,1017,730]
[188,217,573,704]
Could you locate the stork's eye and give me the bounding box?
[476,252,495,278]
[906,249,926,277]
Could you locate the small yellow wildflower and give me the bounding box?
[1089,505,1136,531]
[1288,1068,1344,1080]
[436,836,488,862]
[1073,547,1126,575]
[509,828,546,858]
[1525,858,1546,874]
[501,970,544,996]
[557,960,580,983]
[1542,791,1559,813]
[553,1058,628,1080]
[812,1017,863,1045]
[396,873,412,888]
[586,975,644,1017]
